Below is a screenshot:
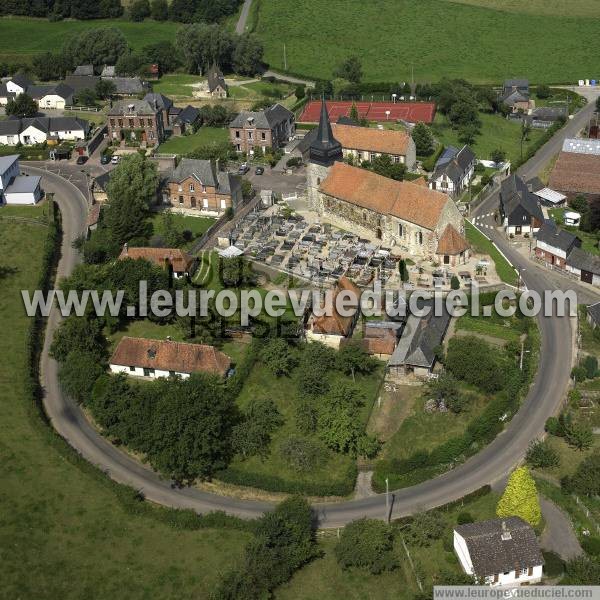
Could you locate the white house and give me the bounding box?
[29,83,74,110]
[0,74,33,104]
[429,145,476,198]
[109,337,231,379]
[0,154,42,205]
[0,116,89,146]
[454,517,544,587]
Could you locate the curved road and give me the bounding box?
[31,98,588,525]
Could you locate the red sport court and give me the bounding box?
[299,100,436,124]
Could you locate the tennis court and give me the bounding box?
[299,100,436,124]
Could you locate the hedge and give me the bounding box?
[421,143,444,172]
[21,202,256,533]
[216,461,357,497]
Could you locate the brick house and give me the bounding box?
[535,219,581,270]
[229,103,295,155]
[207,64,228,99]
[143,93,173,130]
[167,158,242,215]
[107,99,164,147]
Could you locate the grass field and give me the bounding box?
[465,221,518,286]
[157,127,229,155]
[446,0,600,17]
[0,17,179,63]
[431,112,545,166]
[152,73,205,99]
[254,0,600,84]
[455,312,524,344]
[147,210,216,248]
[0,219,251,598]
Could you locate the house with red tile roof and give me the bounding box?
[118,245,196,279]
[110,337,231,379]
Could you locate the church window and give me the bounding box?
[398,223,403,237]
[416,231,423,245]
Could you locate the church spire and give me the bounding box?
[309,98,342,166]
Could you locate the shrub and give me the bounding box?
[450,275,460,290]
[583,355,598,379]
[456,512,474,525]
[571,366,587,382]
[403,511,445,547]
[279,436,325,472]
[525,439,560,469]
[335,519,398,574]
[582,537,600,557]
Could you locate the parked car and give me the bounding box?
[238,163,249,174]
[111,155,121,165]
[76,155,88,165]
[255,166,264,175]
[100,154,110,165]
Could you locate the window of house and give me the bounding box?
[189,183,195,192]
[202,184,206,193]
[235,130,240,138]
[441,181,448,189]
[261,132,266,140]
[128,119,134,128]
[398,223,403,237]
[118,119,123,128]
[248,131,253,140]
[520,568,528,576]
[236,144,241,151]
[169,370,175,377]
[370,152,376,161]
[149,131,154,140]
[392,155,401,163]
[148,119,153,127]
[129,366,135,372]
[178,196,184,204]
[363,211,367,221]
[416,231,423,245]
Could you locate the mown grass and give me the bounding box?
[446,0,600,17]
[157,127,229,155]
[254,0,600,83]
[455,312,523,344]
[0,17,179,62]
[147,210,216,247]
[0,220,250,598]
[152,73,205,98]
[536,435,600,482]
[431,112,545,166]
[465,222,518,286]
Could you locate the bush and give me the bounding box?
[542,551,565,577]
[450,275,460,290]
[571,366,588,382]
[456,512,474,525]
[279,436,326,472]
[582,537,600,557]
[335,519,398,574]
[525,439,560,469]
[583,355,598,379]
[403,511,445,547]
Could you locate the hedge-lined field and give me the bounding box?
[254,0,600,84]
[0,17,179,62]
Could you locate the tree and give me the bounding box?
[448,99,480,129]
[115,53,146,76]
[450,275,460,290]
[490,148,506,164]
[63,27,129,68]
[95,79,116,100]
[561,451,600,497]
[279,436,324,472]
[297,341,336,398]
[50,315,107,363]
[564,421,593,451]
[335,341,376,381]
[232,398,283,459]
[150,0,169,20]
[76,88,96,106]
[583,355,598,379]
[412,122,434,156]
[219,256,255,288]
[335,519,398,574]
[129,0,150,21]
[404,511,446,547]
[536,84,551,99]
[318,383,366,455]
[150,374,237,482]
[159,211,184,247]
[398,259,409,282]
[177,23,235,75]
[562,555,600,585]
[294,85,305,100]
[104,154,159,245]
[5,93,37,118]
[368,154,406,181]
[333,55,362,84]
[142,40,181,74]
[169,0,197,22]
[458,122,480,145]
[232,33,264,76]
[525,439,560,469]
[427,372,466,413]
[596,96,600,113]
[497,467,541,526]
[58,351,105,403]
[32,52,71,81]
[261,338,296,377]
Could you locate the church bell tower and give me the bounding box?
[306,99,343,211]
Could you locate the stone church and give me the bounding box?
[306,101,469,266]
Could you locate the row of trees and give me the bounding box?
[0,0,122,19]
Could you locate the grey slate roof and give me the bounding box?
[0,119,23,135]
[455,516,543,577]
[170,158,219,187]
[64,75,100,93]
[0,154,19,175]
[0,116,89,136]
[108,99,158,116]
[73,65,94,76]
[0,84,16,100]
[499,174,544,225]
[587,301,600,326]
[536,219,581,253]
[501,89,530,105]
[9,74,33,89]
[27,83,73,100]
[532,106,566,122]
[101,65,116,78]
[109,77,147,95]
[229,103,293,129]
[567,246,600,276]
[432,145,475,185]
[5,174,41,194]
[143,93,173,112]
[389,300,450,369]
[504,79,529,91]
[175,105,200,125]
[93,171,112,192]
[207,65,227,92]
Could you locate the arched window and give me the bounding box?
[416,231,423,245]
[398,223,403,237]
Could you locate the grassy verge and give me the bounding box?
[455,312,524,344]
[465,221,518,286]
[146,210,216,248]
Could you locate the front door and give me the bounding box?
[516,226,522,235]
[443,254,450,265]
[190,197,196,208]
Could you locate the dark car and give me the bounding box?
[76,155,88,165]
[255,166,264,175]
[100,154,110,165]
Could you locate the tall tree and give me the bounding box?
[103,154,159,245]
[232,33,264,76]
[150,0,169,20]
[412,121,435,156]
[333,55,363,84]
[497,467,541,526]
[63,27,129,68]
[5,93,37,118]
[129,0,150,21]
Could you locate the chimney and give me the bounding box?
[128,103,135,113]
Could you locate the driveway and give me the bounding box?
[540,497,583,560]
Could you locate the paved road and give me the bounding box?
[539,497,583,560]
[262,70,315,88]
[33,99,590,526]
[235,0,253,34]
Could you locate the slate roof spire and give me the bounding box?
[309,98,343,166]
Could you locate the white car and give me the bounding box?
[111,155,121,165]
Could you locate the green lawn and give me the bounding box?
[157,127,229,155]
[431,111,545,166]
[0,202,49,220]
[219,353,383,496]
[536,435,600,482]
[465,221,518,286]
[147,210,216,248]
[0,17,179,63]
[254,0,600,83]
[548,209,600,256]
[0,219,250,598]
[152,73,205,99]
[446,0,600,17]
[455,312,524,344]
